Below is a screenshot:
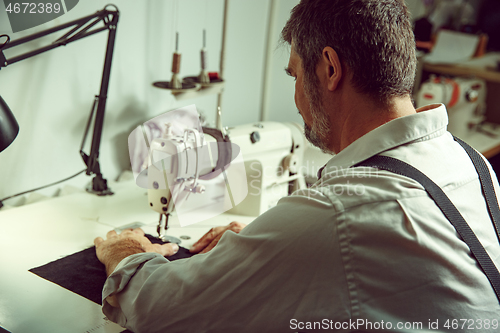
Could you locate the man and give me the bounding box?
[95,0,500,332]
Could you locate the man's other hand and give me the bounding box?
[94,228,179,276]
[189,221,246,254]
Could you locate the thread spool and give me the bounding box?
[201,29,206,70]
[198,29,209,84]
[152,31,198,91]
[171,52,181,74]
[169,51,182,89]
[200,49,207,70]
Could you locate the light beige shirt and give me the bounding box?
[103,104,500,332]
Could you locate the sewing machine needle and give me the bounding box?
[157,213,163,238]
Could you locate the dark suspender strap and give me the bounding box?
[355,154,500,301]
[454,136,500,243]
[317,164,327,180]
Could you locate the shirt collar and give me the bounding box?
[319,104,448,178]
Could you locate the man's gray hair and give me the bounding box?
[281,0,417,105]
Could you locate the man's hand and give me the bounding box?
[94,228,179,277]
[189,221,246,254]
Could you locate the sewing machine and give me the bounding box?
[141,118,309,241]
[416,75,487,138]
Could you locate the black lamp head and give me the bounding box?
[0,95,19,153]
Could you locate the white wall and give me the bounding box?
[262,0,300,124]
[0,0,273,202]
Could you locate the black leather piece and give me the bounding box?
[29,234,194,305]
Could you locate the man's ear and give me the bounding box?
[320,47,342,91]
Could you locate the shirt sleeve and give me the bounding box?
[101,191,350,333]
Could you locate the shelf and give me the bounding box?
[423,58,500,84]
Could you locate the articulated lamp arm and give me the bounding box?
[0,5,119,195]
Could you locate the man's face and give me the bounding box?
[286,46,333,153]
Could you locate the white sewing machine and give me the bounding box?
[143,119,310,241]
[416,75,487,138]
[224,122,307,214]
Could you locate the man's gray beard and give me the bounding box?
[304,122,331,153]
[303,75,334,154]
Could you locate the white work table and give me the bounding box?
[0,179,256,333]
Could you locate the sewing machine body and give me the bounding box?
[146,121,308,231]
[225,121,307,216]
